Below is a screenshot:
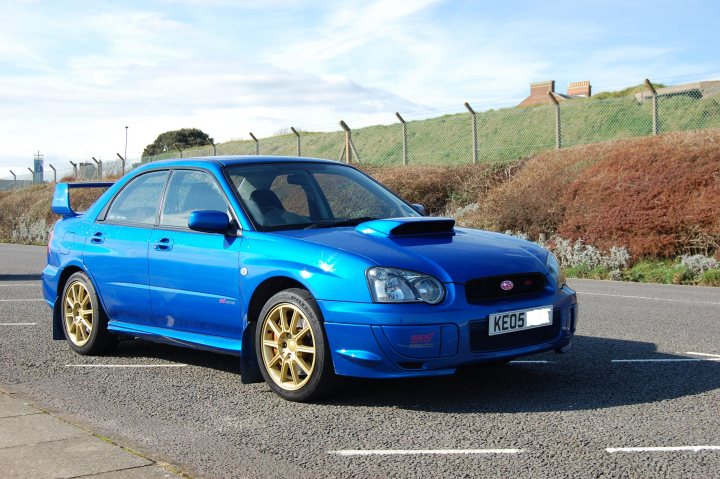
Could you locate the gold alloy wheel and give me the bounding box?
[63,280,93,347]
[260,303,316,391]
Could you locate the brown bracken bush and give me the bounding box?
[361,163,519,216]
[458,140,620,236]
[0,181,112,244]
[460,128,720,259]
[558,130,720,258]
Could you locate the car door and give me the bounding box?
[83,170,169,325]
[148,169,243,338]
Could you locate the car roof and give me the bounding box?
[138,155,345,170]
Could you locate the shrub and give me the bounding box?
[558,129,720,258]
[680,254,719,275]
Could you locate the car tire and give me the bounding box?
[255,288,335,402]
[61,272,118,355]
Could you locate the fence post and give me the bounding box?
[26,167,34,184]
[116,153,126,176]
[9,170,16,189]
[249,132,259,155]
[645,79,659,135]
[464,102,478,164]
[49,164,57,183]
[395,113,408,165]
[291,127,301,156]
[339,121,353,164]
[91,157,103,180]
[547,92,562,149]
[69,161,77,180]
[206,138,216,156]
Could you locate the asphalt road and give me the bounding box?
[1,243,719,478]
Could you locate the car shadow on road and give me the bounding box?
[112,339,242,375]
[0,273,41,281]
[321,335,720,413]
[104,334,720,413]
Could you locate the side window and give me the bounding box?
[160,170,228,228]
[105,171,168,225]
[269,175,310,217]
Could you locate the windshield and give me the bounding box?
[226,162,420,231]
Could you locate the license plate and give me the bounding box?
[488,306,552,336]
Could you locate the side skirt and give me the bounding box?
[107,320,242,356]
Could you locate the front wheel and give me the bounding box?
[255,289,335,402]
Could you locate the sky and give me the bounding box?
[1,0,718,178]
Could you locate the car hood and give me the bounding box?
[273,218,548,284]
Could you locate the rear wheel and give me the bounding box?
[255,289,335,402]
[62,272,117,355]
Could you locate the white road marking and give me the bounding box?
[509,360,553,364]
[0,299,44,302]
[328,449,523,456]
[610,358,720,363]
[0,283,41,287]
[0,322,37,326]
[65,364,188,368]
[685,351,720,358]
[612,358,720,363]
[575,291,720,306]
[607,446,720,453]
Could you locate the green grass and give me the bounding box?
[143,87,720,166]
[565,259,720,286]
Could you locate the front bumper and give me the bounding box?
[318,285,578,379]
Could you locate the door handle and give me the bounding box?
[90,232,104,244]
[154,238,174,251]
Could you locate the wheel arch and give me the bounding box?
[52,265,86,340]
[240,275,313,385]
[53,265,106,340]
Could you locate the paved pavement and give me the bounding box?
[1,243,719,478]
[0,388,179,478]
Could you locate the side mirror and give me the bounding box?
[411,204,426,216]
[188,210,230,234]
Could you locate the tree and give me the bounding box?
[142,128,213,158]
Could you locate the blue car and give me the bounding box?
[43,156,577,401]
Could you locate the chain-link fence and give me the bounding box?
[3,78,720,191]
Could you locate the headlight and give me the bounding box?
[545,252,566,289]
[366,267,445,304]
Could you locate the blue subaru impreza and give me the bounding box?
[43,156,577,401]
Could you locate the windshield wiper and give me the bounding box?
[304,217,376,229]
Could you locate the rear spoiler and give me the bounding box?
[51,182,114,218]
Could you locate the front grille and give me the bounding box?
[465,273,545,303]
[469,309,561,352]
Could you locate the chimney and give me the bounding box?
[568,80,591,97]
[518,80,556,107]
[531,80,555,96]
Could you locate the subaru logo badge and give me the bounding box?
[500,280,514,291]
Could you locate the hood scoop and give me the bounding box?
[356,217,455,238]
